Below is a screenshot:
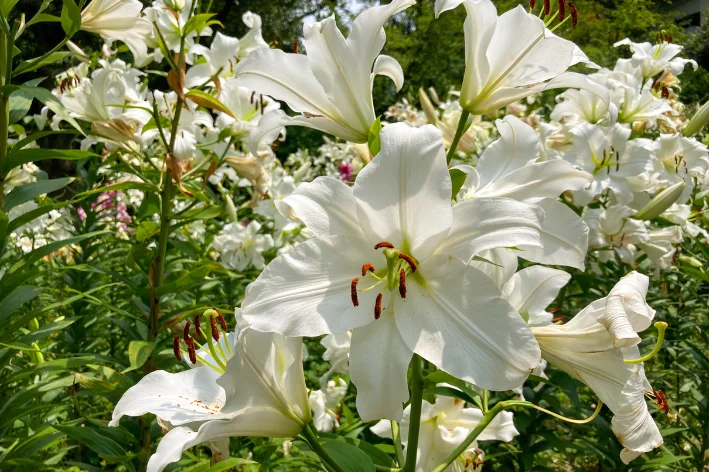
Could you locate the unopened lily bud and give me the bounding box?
[92,117,139,142]
[678,255,702,268]
[683,99,709,137]
[165,0,185,11]
[633,180,686,221]
[428,87,440,105]
[67,40,90,63]
[418,88,438,125]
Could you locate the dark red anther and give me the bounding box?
[543,0,550,15]
[399,269,407,299]
[559,0,566,20]
[661,86,670,99]
[186,335,197,364]
[293,39,299,54]
[351,278,359,307]
[374,293,383,320]
[361,263,376,276]
[374,241,395,250]
[654,390,670,414]
[569,2,578,27]
[250,91,255,104]
[216,309,228,331]
[183,321,191,342]
[173,336,182,362]
[399,253,418,273]
[194,314,202,339]
[210,314,220,342]
[260,94,265,114]
[529,0,536,8]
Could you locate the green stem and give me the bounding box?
[391,421,405,467]
[445,109,470,165]
[301,424,347,472]
[404,355,424,472]
[0,27,8,208]
[431,401,509,472]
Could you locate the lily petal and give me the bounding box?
[517,199,589,270]
[241,235,378,336]
[396,254,541,391]
[372,54,405,91]
[354,123,453,259]
[350,294,413,422]
[437,197,543,261]
[502,266,570,326]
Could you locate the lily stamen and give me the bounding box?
[361,263,376,276]
[399,269,407,299]
[399,253,418,272]
[375,293,383,320]
[374,241,395,250]
[351,278,360,307]
[173,336,182,362]
[654,390,670,414]
[194,314,202,339]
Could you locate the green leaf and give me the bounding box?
[679,266,709,283]
[17,85,84,134]
[182,13,220,36]
[449,168,467,199]
[25,12,62,27]
[367,117,382,157]
[3,177,74,211]
[156,263,217,296]
[10,130,78,152]
[6,202,70,234]
[0,286,42,323]
[2,149,97,175]
[60,0,81,36]
[73,367,134,396]
[14,52,72,77]
[135,220,161,242]
[185,90,234,117]
[136,192,160,219]
[205,458,258,471]
[0,0,19,16]
[318,434,395,468]
[74,181,155,199]
[7,77,45,125]
[423,370,483,410]
[54,426,135,471]
[658,427,688,437]
[123,341,154,373]
[0,210,7,243]
[174,205,221,221]
[320,439,376,472]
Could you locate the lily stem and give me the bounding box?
[404,355,424,472]
[431,401,510,472]
[445,109,470,165]
[301,423,347,472]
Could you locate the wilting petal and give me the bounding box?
[517,199,589,270]
[350,295,413,421]
[503,266,570,326]
[599,271,656,348]
[354,124,453,259]
[241,235,378,336]
[372,54,405,91]
[275,176,363,239]
[396,254,541,391]
[437,197,543,261]
[109,368,226,428]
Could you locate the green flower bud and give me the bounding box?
[683,99,709,137]
[633,180,686,221]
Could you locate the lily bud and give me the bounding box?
[683,99,709,137]
[633,180,686,221]
[164,0,185,11]
[678,255,702,268]
[418,88,439,125]
[66,40,91,63]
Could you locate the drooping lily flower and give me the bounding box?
[235,0,415,153]
[531,272,664,463]
[434,0,608,115]
[242,123,543,421]
[614,38,698,79]
[371,395,518,471]
[454,116,592,269]
[110,313,311,472]
[80,0,152,66]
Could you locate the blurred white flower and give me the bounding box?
[211,220,274,271]
[614,39,698,79]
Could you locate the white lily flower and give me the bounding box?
[371,395,518,471]
[211,220,275,271]
[319,332,352,386]
[80,0,152,66]
[532,271,664,463]
[144,0,212,57]
[662,203,708,239]
[502,266,571,327]
[235,0,415,152]
[552,87,617,125]
[434,0,608,115]
[454,116,591,269]
[649,133,709,201]
[564,123,654,205]
[615,74,674,125]
[310,378,348,432]
[110,318,311,472]
[583,204,648,265]
[637,226,683,273]
[242,123,543,421]
[614,39,698,79]
[215,78,280,148]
